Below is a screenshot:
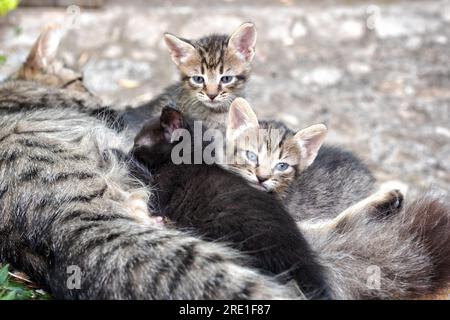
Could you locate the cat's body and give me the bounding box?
[124,23,256,136]
[131,108,332,299]
[300,195,450,299]
[285,145,375,221]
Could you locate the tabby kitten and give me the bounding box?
[131,106,332,300]
[223,98,375,221]
[223,98,328,195]
[123,22,256,134]
[221,100,450,299]
[0,26,295,300]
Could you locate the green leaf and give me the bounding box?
[0,291,18,300]
[0,264,51,300]
[10,288,33,300]
[0,55,7,65]
[0,264,9,285]
[0,0,20,16]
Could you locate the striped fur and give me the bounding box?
[0,81,296,299]
[2,27,449,300]
[225,120,304,195]
[0,27,296,300]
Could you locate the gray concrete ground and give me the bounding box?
[0,0,449,197]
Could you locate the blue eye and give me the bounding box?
[246,150,258,163]
[220,75,234,84]
[275,162,289,171]
[192,76,204,84]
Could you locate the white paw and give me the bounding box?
[379,180,409,197]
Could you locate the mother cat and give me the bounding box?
[0,27,449,299]
[0,27,292,299]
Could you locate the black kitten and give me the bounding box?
[131,106,331,299]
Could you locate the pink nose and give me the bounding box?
[207,93,218,100]
[257,176,269,183]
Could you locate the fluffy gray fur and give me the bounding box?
[300,195,450,299]
[284,145,376,221]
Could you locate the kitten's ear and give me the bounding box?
[164,33,197,66]
[134,118,162,147]
[228,22,257,62]
[134,107,185,147]
[24,25,64,71]
[160,106,185,142]
[227,98,259,134]
[294,124,327,169]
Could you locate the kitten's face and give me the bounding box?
[229,124,301,193]
[224,98,327,195]
[14,26,91,94]
[164,23,256,113]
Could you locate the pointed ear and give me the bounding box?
[228,22,257,62]
[134,118,162,147]
[294,124,327,169]
[160,106,185,142]
[164,33,197,66]
[227,98,259,134]
[24,25,64,70]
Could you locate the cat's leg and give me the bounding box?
[330,188,403,230]
[299,188,403,234]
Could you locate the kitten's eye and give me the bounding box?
[246,151,258,163]
[220,75,234,84]
[275,162,290,171]
[191,76,205,84]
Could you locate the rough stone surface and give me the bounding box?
[0,0,449,199]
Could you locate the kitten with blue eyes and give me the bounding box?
[124,23,256,134]
[223,98,375,221]
[223,98,328,195]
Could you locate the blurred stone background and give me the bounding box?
[0,0,449,198]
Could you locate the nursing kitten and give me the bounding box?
[0,27,295,300]
[223,98,327,195]
[131,107,332,300]
[123,22,256,134]
[131,105,450,300]
[223,98,375,221]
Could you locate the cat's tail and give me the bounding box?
[302,195,450,299]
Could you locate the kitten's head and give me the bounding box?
[225,98,327,194]
[134,106,188,149]
[133,106,194,170]
[164,22,256,112]
[14,25,90,93]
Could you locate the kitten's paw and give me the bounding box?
[126,190,152,224]
[370,189,404,219]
